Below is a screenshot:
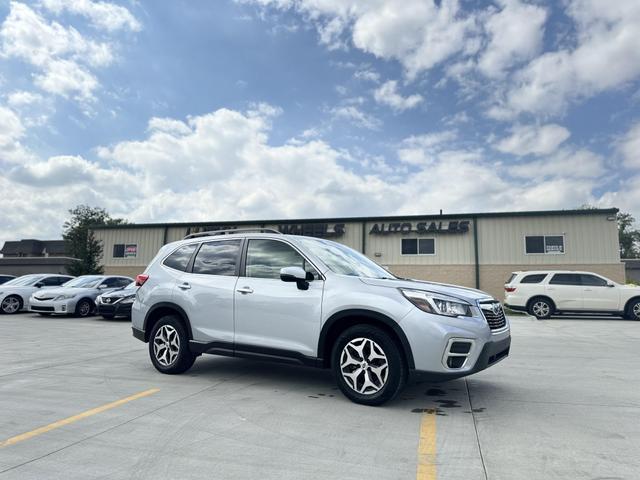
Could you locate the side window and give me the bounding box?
[245,239,317,280]
[192,240,241,276]
[580,274,607,287]
[549,273,582,285]
[101,278,121,288]
[41,276,64,286]
[520,274,547,284]
[163,244,197,272]
[117,278,132,287]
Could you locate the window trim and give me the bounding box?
[400,237,436,256]
[190,238,243,277]
[240,237,324,281]
[524,234,565,256]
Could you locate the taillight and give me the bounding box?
[136,274,149,286]
[504,286,516,293]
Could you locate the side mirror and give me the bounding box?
[280,267,309,290]
[35,282,44,288]
[607,283,615,288]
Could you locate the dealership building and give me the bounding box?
[92,208,624,300]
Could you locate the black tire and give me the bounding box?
[148,315,196,374]
[331,325,406,406]
[74,299,95,317]
[528,297,553,319]
[626,299,640,321]
[1,295,23,314]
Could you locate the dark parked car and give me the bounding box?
[96,282,137,319]
[0,275,16,285]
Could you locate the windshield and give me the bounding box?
[2,275,43,287]
[63,276,103,288]
[123,282,137,290]
[297,237,395,279]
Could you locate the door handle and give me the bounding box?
[236,286,254,294]
[178,282,191,290]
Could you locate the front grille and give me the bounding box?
[479,301,507,330]
[34,296,55,301]
[31,306,54,312]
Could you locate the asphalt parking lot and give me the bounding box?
[0,313,638,480]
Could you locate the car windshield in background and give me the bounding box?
[124,282,137,290]
[64,276,103,288]
[297,237,395,279]
[3,275,43,287]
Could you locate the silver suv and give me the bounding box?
[132,229,510,405]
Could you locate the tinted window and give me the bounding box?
[117,278,132,287]
[521,274,547,284]
[525,236,545,254]
[192,240,241,276]
[401,239,417,255]
[101,278,123,288]
[506,273,517,284]
[41,276,70,286]
[163,244,197,271]
[113,244,125,258]
[549,273,582,285]
[246,239,317,279]
[418,239,435,255]
[581,274,607,287]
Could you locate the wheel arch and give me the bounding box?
[318,309,415,369]
[623,296,640,315]
[1,294,24,311]
[143,302,193,342]
[526,295,556,312]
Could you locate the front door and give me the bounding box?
[580,274,620,311]
[546,273,584,310]
[234,238,323,358]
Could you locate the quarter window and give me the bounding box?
[525,235,565,255]
[245,239,318,280]
[163,244,197,272]
[520,274,548,284]
[192,240,241,276]
[401,238,435,255]
[549,273,582,285]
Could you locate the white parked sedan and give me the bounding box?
[504,270,640,320]
[0,274,74,314]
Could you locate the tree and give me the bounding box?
[62,205,127,276]
[617,212,640,259]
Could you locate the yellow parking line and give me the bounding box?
[0,388,160,448]
[416,411,437,480]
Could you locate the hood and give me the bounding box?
[33,287,97,298]
[359,277,495,303]
[102,288,137,299]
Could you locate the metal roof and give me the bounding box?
[90,208,619,230]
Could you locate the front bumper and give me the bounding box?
[29,297,75,314]
[97,301,132,318]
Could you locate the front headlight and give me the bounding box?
[400,289,473,317]
[119,295,135,304]
[54,294,76,301]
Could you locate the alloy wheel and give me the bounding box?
[1,297,20,314]
[532,301,550,317]
[78,301,92,317]
[153,325,180,367]
[633,302,640,319]
[340,337,389,395]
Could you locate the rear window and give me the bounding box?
[163,244,197,272]
[520,274,547,284]
[506,273,517,284]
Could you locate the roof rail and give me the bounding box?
[183,228,282,240]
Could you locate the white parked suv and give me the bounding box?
[132,229,510,405]
[504,270,640,320]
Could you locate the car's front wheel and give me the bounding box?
[1,295,22,314]
[626,299,640,321]
[149,315,196,374]
[528,297,553,319]
[331,325,406,406]
[75,299,95,317]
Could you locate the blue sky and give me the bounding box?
[0,0,639,242]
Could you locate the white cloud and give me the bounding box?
[398,130,458,166]
[41,0,141,32]
[329,105,381,130]
[477,0,547,78]
[508,149,605,179]
[373,80,423,112]
[6,90,43,107]
[495,124,571,156]
[618,122,640,169]
[354,69,380,83]
[0,104,25,147]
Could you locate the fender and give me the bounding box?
[318,309,415,369]
[143,302,193,341]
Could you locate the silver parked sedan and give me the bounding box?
[0,274,74,314]
[29,275,133,317]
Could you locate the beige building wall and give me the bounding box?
[94,227,164,268]
[386,264,476,289]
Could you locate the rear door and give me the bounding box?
[177,239,242,344]
[580,274,620,311]
[546,273,584,310]
[233,238,323,358]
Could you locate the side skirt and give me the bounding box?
[189,340,324,368]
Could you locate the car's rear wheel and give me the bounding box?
[626,299,640,321]
[1,295,22,314]
[149,315,196,374]
[75,299,94,317]
[528,297,553,319]
[331,325,406,406]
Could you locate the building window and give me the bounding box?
[401,238,435,255]
[525,235,565,255]
[113,244,137,258]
